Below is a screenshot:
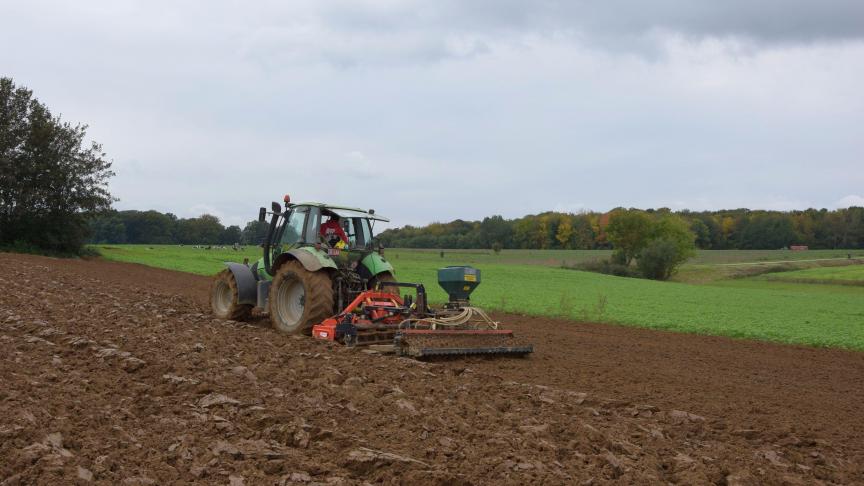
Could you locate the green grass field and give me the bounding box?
[94,245,864,351]
[94,245,263,275]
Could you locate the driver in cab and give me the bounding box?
[320,215,348,249]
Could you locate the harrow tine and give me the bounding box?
[396,330,533,358]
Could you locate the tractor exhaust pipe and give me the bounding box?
[263,201,282,276]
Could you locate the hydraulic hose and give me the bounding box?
[399,306,499,331]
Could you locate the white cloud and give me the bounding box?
[834,195,864,208]
[552,203,591,214]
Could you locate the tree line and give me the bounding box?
[377,207,864,250]
[89,210,268,246]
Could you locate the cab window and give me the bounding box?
[280,207,306,246]
[341,218,357,247]
[304,206,321,243]
[356,218,372,247]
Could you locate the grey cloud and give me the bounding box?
[2,1,862,227]
[312,1,864,51]
[221,0,864,68]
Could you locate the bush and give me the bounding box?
[572,259,639,278]
[637,238,690,280]
[0,238,99,258]
[610,249,627,265]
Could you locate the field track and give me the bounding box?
[2,253,863,484]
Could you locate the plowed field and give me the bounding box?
[1,253,863,485]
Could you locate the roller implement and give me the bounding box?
[210,194,532,359]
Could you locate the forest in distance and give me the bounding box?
[88,206,864,251]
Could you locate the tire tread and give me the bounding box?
[210,269,252,321]
[269,260,334,334]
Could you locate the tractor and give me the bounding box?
[210,195,532,357]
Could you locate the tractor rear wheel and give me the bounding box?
[210,269,252,321]
[269,261,334,334]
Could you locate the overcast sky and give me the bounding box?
[3,1,863,227]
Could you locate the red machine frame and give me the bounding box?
[311,284,533,358]
[312,290,408,344]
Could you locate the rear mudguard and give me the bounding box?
[271,248,337,275]
[225,262,258,306]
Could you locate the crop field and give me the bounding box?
[95,245,864,351]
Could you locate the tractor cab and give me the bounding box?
[319,207,380,252]
[271,203,387,253]
[255,197,394,288]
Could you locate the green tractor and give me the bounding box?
[210,195,395,334]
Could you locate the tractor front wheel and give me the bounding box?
[268,261,334,334]
[210,269,252,321]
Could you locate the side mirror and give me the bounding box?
[271,201,282,214]
[258,207,266,223]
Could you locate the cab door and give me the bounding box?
[302,206,321,244]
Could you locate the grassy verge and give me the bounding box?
[2,242,101,258]
[758,262,864,286]
[673,259,863,284]
[386,248,864,267]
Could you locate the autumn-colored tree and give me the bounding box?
[606,210,653,265]
[555,217,574,249]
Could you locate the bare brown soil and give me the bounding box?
[1,253,863,485]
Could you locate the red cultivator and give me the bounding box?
[312,289,409,346]
[312,267,533,358]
